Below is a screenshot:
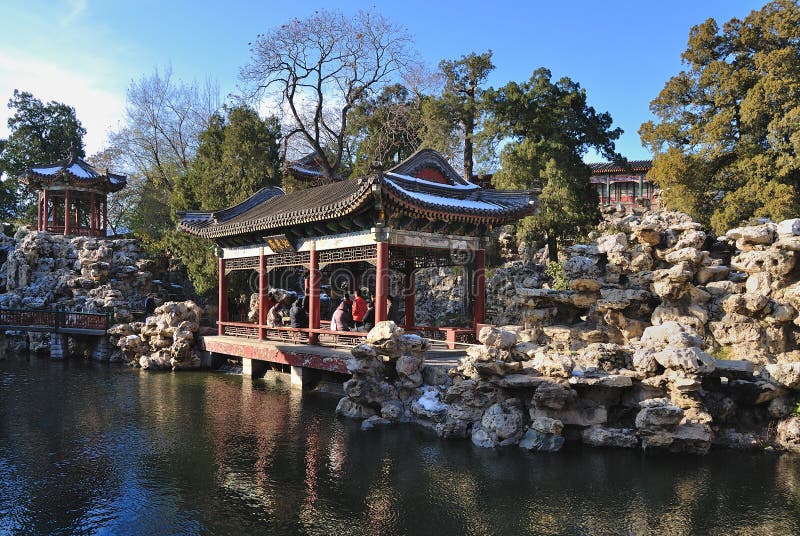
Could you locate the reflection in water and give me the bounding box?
[1,354,800,535]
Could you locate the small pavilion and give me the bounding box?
[179,149,537,348]
[24,147,127,237]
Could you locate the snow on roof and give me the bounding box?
[29,165,63,176]
[67,162,96,179]
[384,177,503,210]
[384,172,480,190]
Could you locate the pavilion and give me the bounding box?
[24,147,127,237]
[178,149,537,349]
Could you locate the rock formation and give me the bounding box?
[338,308,800,454]
[0,226,194,358]
[109,301,205,370]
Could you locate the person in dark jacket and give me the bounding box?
[359,301,375,332]
[387,294,399,325]
[331,298,353,331]
[289,296,308,328]
[144,293,157,317]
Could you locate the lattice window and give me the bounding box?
[224,256,259,272]
[266,251,310,269]
[319,244,377,265]
[389,246,474,272]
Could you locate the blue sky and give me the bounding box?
[0,0,765,161]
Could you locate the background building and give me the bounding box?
[589,160,657,212]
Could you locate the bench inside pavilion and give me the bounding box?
[179,149,537,348]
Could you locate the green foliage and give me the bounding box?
[347,84,425,177]
[712,345,733,360]
[640,0,800,234]
[486,68,621,259]
[429,51,495,177]
[793,400,800,417]
[168,104,282,295]
[0,90,86,220]
[173,104,281,212]
[545,261,567,291]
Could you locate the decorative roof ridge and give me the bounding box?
[588,160,653,173]
[388,148,470,186]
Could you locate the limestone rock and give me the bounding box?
[761,363,800,389]
[652,347,715,375]
[519,426,564,452]
[582,426,639,448]
[776,417,800,453]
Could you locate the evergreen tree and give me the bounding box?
[486,68,622,260]
[640,0,800,234]
[347,84,425,177]
[0,90,86,220]
[429,51,495,178]
[170,104,282,295]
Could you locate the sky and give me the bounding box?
[0,0,766,163]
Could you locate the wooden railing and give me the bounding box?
[218,320,475,349]
[0,307,112,334]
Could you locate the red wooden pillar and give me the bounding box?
[258,252,267,339]
[473,248,486,326]
[42,190,48,231]
[308,246,321,344]
[90,191,97,236]
[218,257,228,335]
[64,190,71,235]
[375,241,390,323]
[404,259,415,328]
[37,192,42,231]
[102,198,108,236]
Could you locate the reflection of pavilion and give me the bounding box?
[179,150,536,365]
[24,147,127,237]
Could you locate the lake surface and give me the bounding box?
[1,354,799,535]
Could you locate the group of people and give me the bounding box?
[262,291,308,328]
[227,286,399,333]
[330,288,397,332]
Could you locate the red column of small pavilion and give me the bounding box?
[64,190,71,235]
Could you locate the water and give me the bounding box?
[1,355,799,536]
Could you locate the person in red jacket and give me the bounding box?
[352,288,369,329]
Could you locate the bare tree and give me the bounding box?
[240,9,414,181]
[87,148,143,235]
[109,67,219,189]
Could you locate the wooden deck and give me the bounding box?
[200,335,465,374]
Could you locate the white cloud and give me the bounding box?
[0,49,126,155]
[61,0,89,26]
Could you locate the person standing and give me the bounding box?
[144,293,157,317]
[352,288,368,329]
[360,301,375,332]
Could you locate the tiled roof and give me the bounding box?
[179,150,538,240]
[178,177,374,239]
[588,160,652,174]
[25,152,127,192]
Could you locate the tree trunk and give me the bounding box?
[463,114,474,181]
[547,234,558,262]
